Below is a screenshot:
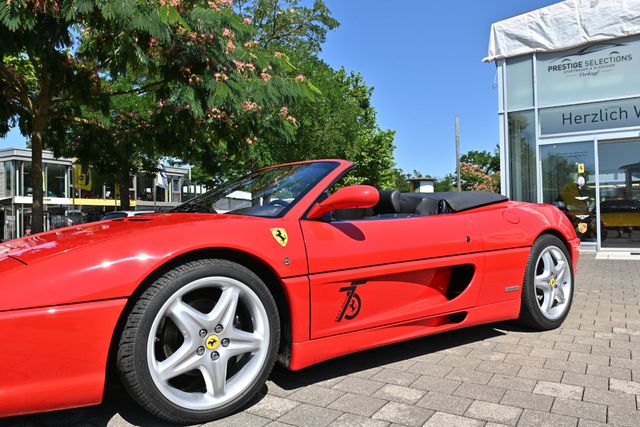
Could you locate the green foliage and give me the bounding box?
[1,0,316,220]
[390,168,412,192]
[242,0,396,188]
[458,146,500,192]
[460,145,500,175]
[460,162,500,192]
[2,0,399,233]
[237,0,339,55]
[435,173,456,192]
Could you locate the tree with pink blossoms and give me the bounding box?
[1,0,317,224]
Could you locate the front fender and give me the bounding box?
[0,217,306,311]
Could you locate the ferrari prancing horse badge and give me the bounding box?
[270,228,288,247]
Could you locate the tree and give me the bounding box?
[460,146,500,175]
[236,0,339,55]
[1,0,314,225]
[429,146,500,193]
[238,0,397,187]
[0,1,186,232]
[459,162,500,192]
[68,80,161,209]
[434,173,456,192]
[457,146,500,192]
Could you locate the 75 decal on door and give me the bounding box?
[336,280,365,322]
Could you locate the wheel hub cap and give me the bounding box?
[534,246,572,320]
[205,334,221,350]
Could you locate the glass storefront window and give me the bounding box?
[156,186,167,203]
[2,205,15,241]
[541,142,596,242]
[4,161,14,197]
[171,177,181,203]
[598,140,640,249]
[135,173,169,203]
[22,162,33,196]
[46,164,67,198]
[506,56,534,110]
[508,110,537,202]
[136,174,155,202]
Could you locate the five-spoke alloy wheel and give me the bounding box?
[533,246,572,320]
[519,234,574,330]
[117,259,280,424]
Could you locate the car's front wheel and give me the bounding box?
[518,234,574,330]
[117,259,280,424]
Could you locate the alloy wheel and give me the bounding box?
[146,276,269,410]
[534,246,572,320]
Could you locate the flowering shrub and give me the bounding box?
[460,162,500,193]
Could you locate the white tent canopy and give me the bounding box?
[485,0,640,62]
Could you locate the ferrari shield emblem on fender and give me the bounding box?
[577,222,588,234]
[270,228,288,247]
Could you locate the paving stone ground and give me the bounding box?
[6,252,640,426]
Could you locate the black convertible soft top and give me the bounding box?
[402,191,508,212]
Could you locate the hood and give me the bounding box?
[0,213,233,265]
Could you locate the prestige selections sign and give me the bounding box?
[537,36,640,107]
[539,97,640,135]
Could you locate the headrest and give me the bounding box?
[415,198,439,216]
[376,190,401,214]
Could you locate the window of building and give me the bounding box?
[22,162,33,197]
[598,140,640,249]
[46,164,67,198]
[540,141,596,242]
[136,174,155,202]
[506,55,534,110]
[4,161,14,197]
[156,185,167,203]
[170,177,181,203]
[2,205,15,241]
[508,110,537,202]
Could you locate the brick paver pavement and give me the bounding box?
[5,252,640,426]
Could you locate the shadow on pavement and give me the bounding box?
[269,323,507,390]
[3,322,525,427]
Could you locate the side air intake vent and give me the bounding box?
[446,264,475,300]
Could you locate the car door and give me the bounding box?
[300,213,485,339]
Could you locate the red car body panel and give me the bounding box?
[0,299,126,417]
[290,299,521,370]
[0,159,579,418]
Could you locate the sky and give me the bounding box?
[0,0,560,178]
[318,0,560,177]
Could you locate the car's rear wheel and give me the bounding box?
[518,234,574,330]
[117,259,279,424]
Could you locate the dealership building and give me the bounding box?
[486,0,640,251]
[0,148,210,241]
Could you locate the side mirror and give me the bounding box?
[307,185,379,219]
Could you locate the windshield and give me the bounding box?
[173,161,338,217]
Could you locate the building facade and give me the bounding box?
[487,0,640,251]
[0,148,208,241]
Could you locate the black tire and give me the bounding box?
[518,234,574,330]
[117,259,280,424]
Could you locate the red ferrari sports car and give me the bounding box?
[0,159,579,424]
